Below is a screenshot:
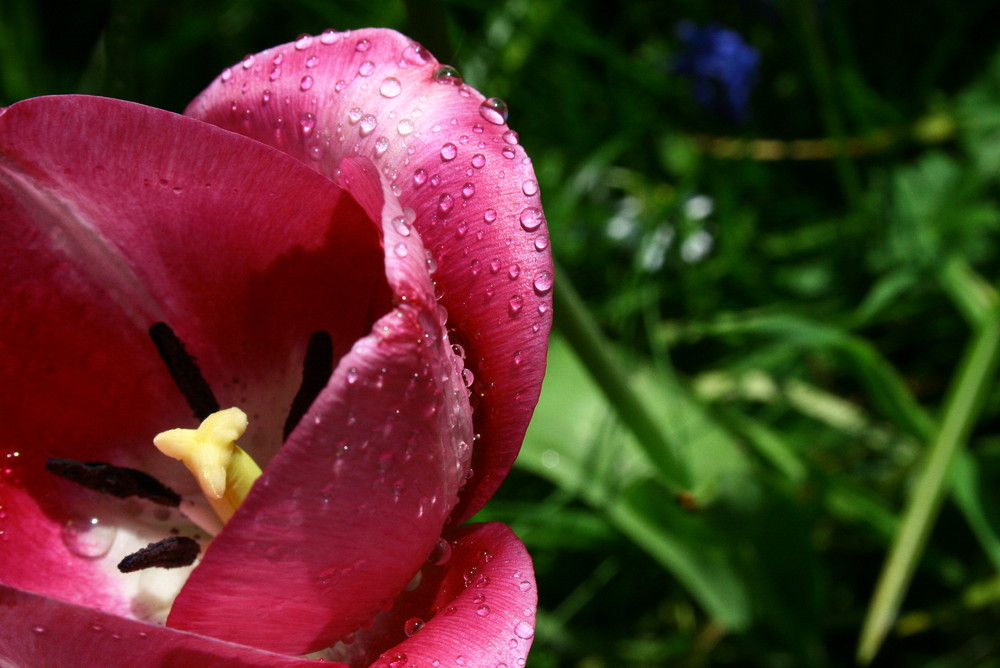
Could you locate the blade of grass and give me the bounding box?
[857,293,1000,664]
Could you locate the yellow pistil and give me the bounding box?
[153,407,262,523]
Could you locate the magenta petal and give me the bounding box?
[322,523,537,668]
[167,158,474,654]
[0,95,386,619]
[0,584,341,668]
[186,28,554,521]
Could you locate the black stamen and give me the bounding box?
[45,458,181,507]
[117,536,200,573]
[283,331,334,440]
[149,322,220,421]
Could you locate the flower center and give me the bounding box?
[153,407,262,524]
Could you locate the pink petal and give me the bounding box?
[186,28,554,521]
[322,522,537,668]
[0,96,387,617]
[0,583,340,668]
[167,158,474,654]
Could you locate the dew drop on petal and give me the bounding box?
[519,580,532,592]
[532,271,553,295]
[508,295,524,315]
[479,97,509,125]
[358,61,376,77]
[440,143,458,161]
[534,236,549,251]
[438,193,454,213]
[359,114,378,136]
[374,136,390,157]
[356,38,371,52]
[379,76,402,98]
[508,263,521,279]
[348,107,363,124]
[299,75,314,91]
[404,617,425,637]
[503,129,520,145]
[392,216,411,236]
[522,179,539,196]
[241,54,255,69]
[394,243,408,257]
[299,114,316,135]
[429,538,452,565]
[220,68,233,82]
[484,208,497,224]
[321,28,339,45]
[462,183,476,198]
[413,169,428,186]
[61,517,116,559]
[397,118,415,136]
[305,55,319,68]
[462,368,475,387]
[403,42,429,66]
[295,34,314,50]
[471,153,486,169]
[477,605,491,617]
[433,65,462,84]
[514,621,535,639]
[519,207,543,231]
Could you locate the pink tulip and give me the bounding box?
[0,27,550,667]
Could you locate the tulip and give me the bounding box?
[0,27,550,667]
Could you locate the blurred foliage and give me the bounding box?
[6,0,1000,665]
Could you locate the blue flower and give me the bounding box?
[674,21,760,123]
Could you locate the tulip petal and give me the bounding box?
[0,583,340,668]
[318,522,537,668]
[167,157,474,654]
[0,96,388,620]
[186,28,554,521]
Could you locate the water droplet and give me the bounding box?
[508,264,521,279]
[321,29,339,45]
[438,193,454,213]
[348,107,363,124]
[32,626,45,634]
[394,243,408,257]
[404,617,425,636]
[379,77,402,98]
[61,517,116,559]
[519,580,532,591]
[477,605,491,617]
[387,653,407,668]
[471,153,486,169]
[502,147,516,159]
[335,79,348,93]
[374,136,390,157]
[490,259,501,274]
[359,114,378,136]
[433,65,462,85]
[299,114,316,135]
[508,295,524,315]
[534,236,549,251]
[305,55,319,68]
[356,38,371,52]
[392,216,411,237]
[462,368,475,387]
[532,271,553,295]
[299,75,314,91]
[261,89,272,104]
[461,183,476,198]
[479,97,509,125]
[241,54,255,69]
[519,207,543,231]
[295,34,314,50]
[514,621,534,639]
[428,538,452,565]
[440,143,458,161]
[522,179,538,196]
[347,367,359,384]
[513,350,523,365]
[358,61,376,77]
[220,68,233,82]
[484,208,497,224]
[413,168,428,186]
[397,118,415,136]
[503,129,519,145]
